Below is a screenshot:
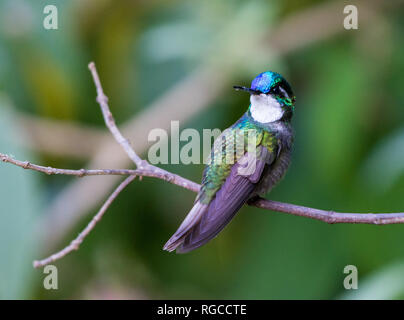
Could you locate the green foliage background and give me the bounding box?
[0,0,404,299]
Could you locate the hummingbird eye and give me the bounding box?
[270,85,281,95]
[271,83,293,101]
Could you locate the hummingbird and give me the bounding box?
[163,71,296,253]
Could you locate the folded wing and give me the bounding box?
[164,146,272,253]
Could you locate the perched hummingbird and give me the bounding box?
[164,71,296,253]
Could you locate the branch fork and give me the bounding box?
[2,62,403,268]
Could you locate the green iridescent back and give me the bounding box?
[197,114,278,204]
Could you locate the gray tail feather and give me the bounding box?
[175,196,247,254]
[163,202,208,252]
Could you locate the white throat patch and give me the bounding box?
[250,94,284,123]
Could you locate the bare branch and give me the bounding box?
[7,146,403,227]
[87,62,201,192]
[0,152,199,192]
[33,175,136,268]
[6,140,401,226]
[88,62,147,169]
[4,58,404,268]
[252,198,404,225]
[0,153,136,177]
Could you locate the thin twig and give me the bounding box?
[87,62,200,192]
[0,152,199,192]
[33,175,136,268]
[4,59,403,268]
[88,62,147,169]
[0,153,136,177]
[252,199,404,225]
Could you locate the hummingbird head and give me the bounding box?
[234,71,296,123]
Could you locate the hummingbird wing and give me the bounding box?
[176,147,271,253]
[164,129,277,253]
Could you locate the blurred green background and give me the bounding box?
[1,0,404,299]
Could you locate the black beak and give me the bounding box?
[233,86,261,95]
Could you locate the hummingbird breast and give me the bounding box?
[252,120,294,197]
